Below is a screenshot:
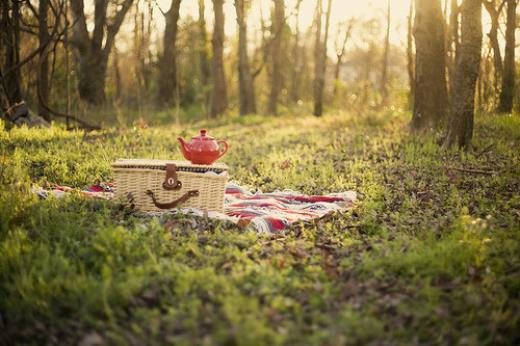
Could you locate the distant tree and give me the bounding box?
[70,0,134,105]
[234,0,256,115]
[38,0,50,121]
[483,0,505,98]
[444,0,482,148]
[157,0,182,106]
[333,20,354,98]
[210,0,228,117]
[498,0,517,113]
[447,0,460,90]
[133,2,154,97]
[289,0,303,103]
[411,0,448,132]
[1,0,23,105]
[406,0,415,108]
[198,0,210,91]
[268,0,285,115]
[313,0,332,117]
[379,0,391,106]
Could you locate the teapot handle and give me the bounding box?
[217,140,228,159]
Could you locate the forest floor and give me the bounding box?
[1,110,519,345]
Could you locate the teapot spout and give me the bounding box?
[177,137,191,160]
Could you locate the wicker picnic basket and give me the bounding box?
[112,159,228,213]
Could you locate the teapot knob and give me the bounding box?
[200,129,207,136]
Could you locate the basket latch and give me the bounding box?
[163,163,182,190]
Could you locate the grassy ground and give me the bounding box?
[1,110,519,345]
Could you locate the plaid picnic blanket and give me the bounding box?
[33,182,356,233]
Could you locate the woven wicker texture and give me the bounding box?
[112,159,228,212]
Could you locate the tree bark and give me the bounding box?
[498,0,517,113]
[1,0,23,104]
[312,0,323,116]
[447,0,460,92]
[113,46,122,100]
[235,0,256,115]
[407,0,415,109]
[268,0,285,115]
[314,0,332,117]
[158,0,182,106]
[380,0,391,106]
[198,0,210,87]
[210,0,228,117]
[483,0,505,98]
[411,0,448,132]
[70,0,134,105]
[444,0,482,149]
[289,0,303,103]
[38,0,50,121]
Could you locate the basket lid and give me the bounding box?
[112,159,228,173]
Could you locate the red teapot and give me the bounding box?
[178,129,228,165]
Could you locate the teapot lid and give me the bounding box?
[192,129,214,140]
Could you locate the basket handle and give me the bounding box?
[163,163,182,190]
[145,189,199,209]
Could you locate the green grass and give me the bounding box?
[1,110,519,345]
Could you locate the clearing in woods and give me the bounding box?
[1,111,519,344]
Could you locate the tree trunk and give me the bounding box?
[268,0,285,115]
[411,0,448,132]
[444,0,482,149]
[312,0,323,116]
[289,0,302,103]
[235,0,256,115]
[498,0,517,113]
[113,47,122,100]
[158,0,182,106]
[198,0,210,87]
[70,0,134,105]
[76,49,109,104]
[314,0,332,117]
[448,0,460,92]
[38,0,50,121]
[380,0,391,106]
[483,0,505,99]
[2,0,23,104]
[333,21,353,98]
[210,0,228,117]
[407,0,415,109]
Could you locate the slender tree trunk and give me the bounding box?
[407,0,415,109]
[197,0,210,84]
[411,0,448,132]
[210,0,228,117]
[333,22,352,98]
[314,0,332,117]
[483,0,505,100]
[290,0,302,103]
[2,0,23,104]
[380,0,391,106]
[498,0,517,113]
[444,0,482,149]
[158,0,182,106]
[235,0,256,115]
[312,0,323,116]
[38,0,50,121]
[268,0,285,115]
[114,47,122,100]
[448,0,460,91]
